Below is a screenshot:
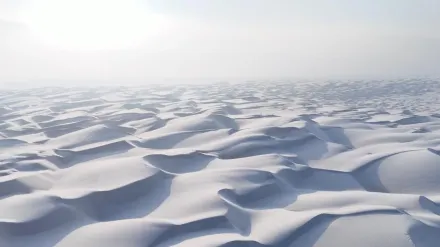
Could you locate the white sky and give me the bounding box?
[1,0,440,86]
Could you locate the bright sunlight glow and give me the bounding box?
[24,0,166,50]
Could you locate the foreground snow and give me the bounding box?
[1,79,440,246]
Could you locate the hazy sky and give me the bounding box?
[1,0,440,86]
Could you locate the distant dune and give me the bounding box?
[1,79,440,246]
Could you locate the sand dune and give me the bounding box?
[1,79,440,246]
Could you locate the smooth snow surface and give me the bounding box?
[1,79,440,246]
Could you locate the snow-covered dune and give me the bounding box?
[1,79,440,246]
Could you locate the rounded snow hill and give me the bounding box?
[355,149,440,195]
